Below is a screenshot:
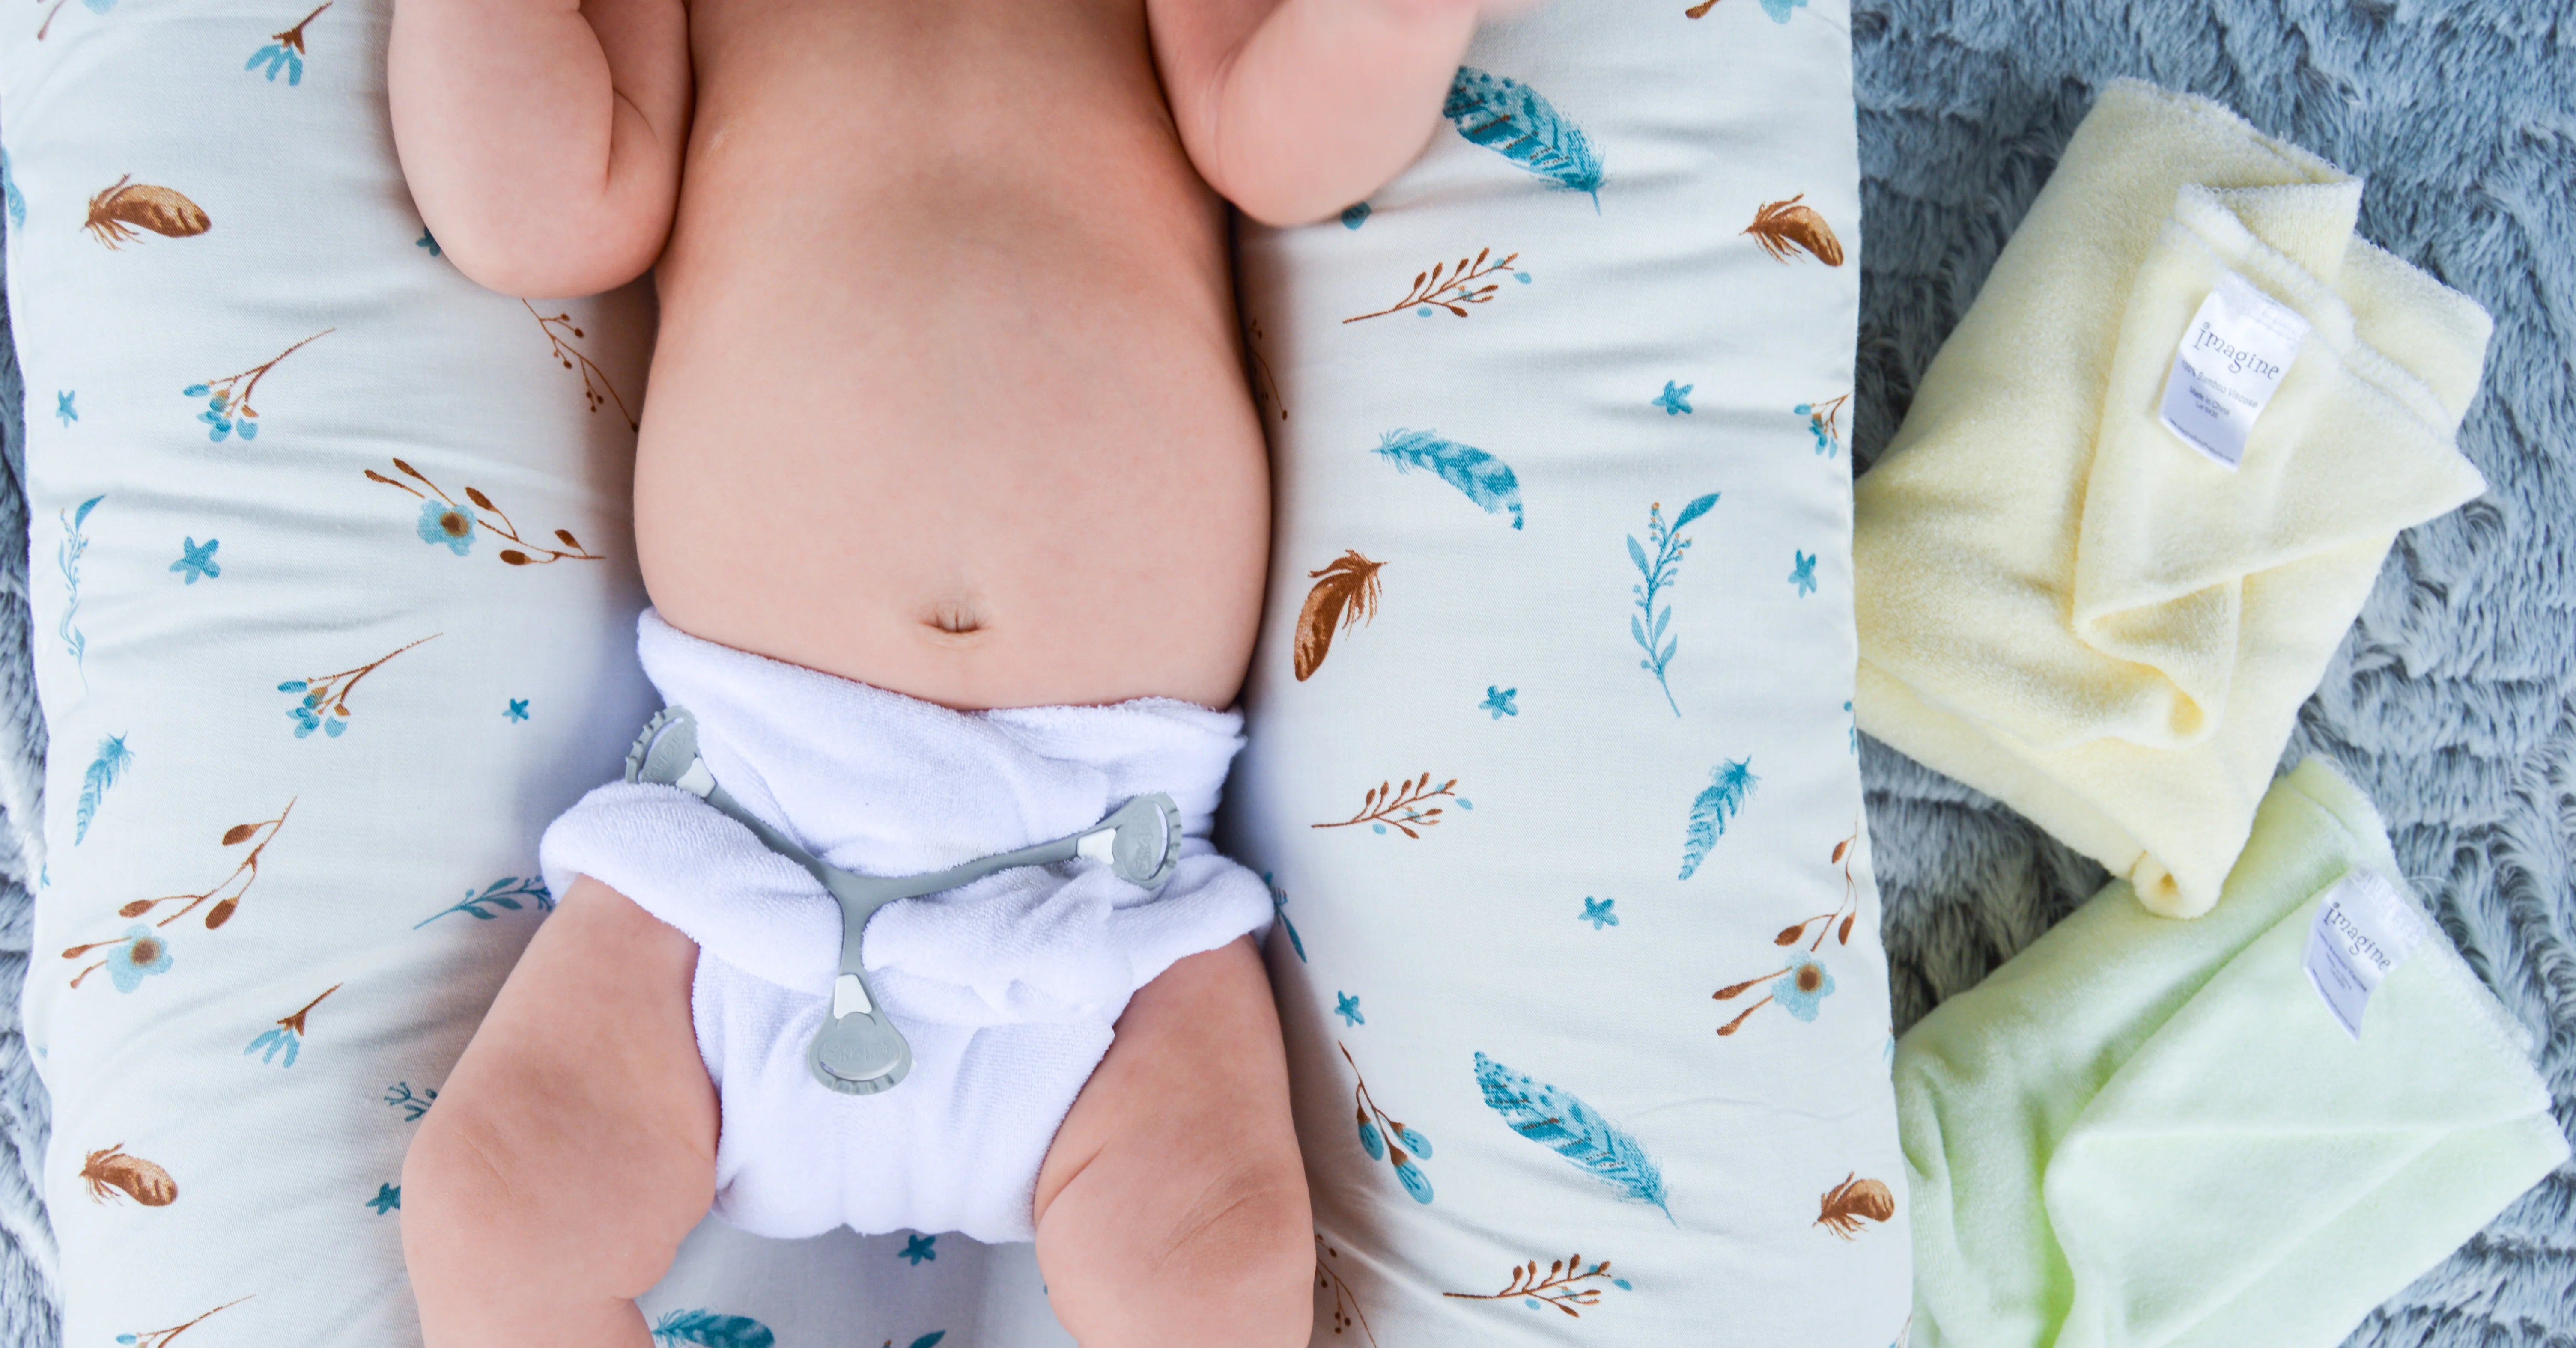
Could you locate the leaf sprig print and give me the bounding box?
[649,1309,776,1348]
[1340,1043,1434,1202]
[1343,247,1526,324]
[526,300,637,429]
[1293,550,1383,681]
[1798,394,1848,457]
[1679,757,1756,880]
[58,494,101,671]
[245,983,341,1068]
[83,175,208,249]
[1373,430,1524,529]
[367,457,603,565]
[1247,316,1287,423]
[1443,68,1603,205]
[1815,1172,1896,1238]
[1744,194,1844,266]
[74,733,132,845]
[245,1,328,85]
[383,1081,437,1121]
[1315,1236,1380,1346]
[1472,1052,1669,1217]
[414,875,553,928]
[1629,493,1718,717]
[184,329,332,442]
[1774,827,1863,950]
[1313,771,1459,839]
[113,1297,250,1348]
[1443,1254,1631,1317]
[63,802,294,986]
[278,635,439,739]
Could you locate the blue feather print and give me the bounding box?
[1472,1053,1669,1217]
[1442,68,1603,205]
[648,1309,774,1348]
[1373,429,1524,529]
[1678,757,1757,880]
[74,734,132,845]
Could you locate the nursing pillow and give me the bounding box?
[1,0,1898,1342]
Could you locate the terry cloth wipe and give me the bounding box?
[1894,759,2566,1348]
[539,611,1273,1242]
[1852,80,2490,919]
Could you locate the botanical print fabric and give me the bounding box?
[1228,1,1911,1343]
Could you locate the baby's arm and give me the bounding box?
[1151,0,1485,227]
[388,0,689,297]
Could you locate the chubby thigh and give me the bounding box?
[402,877,719,1348]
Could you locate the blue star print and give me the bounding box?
[1653,381,1693,416]
[170,537,220,584]
[900,1233,937,1265]
[504,698,530,723]
[1789,550,1818,596]
[54,392,76,427]
[365,1184,402,1214]
[1480,685,1518,719]
[1581,897,1618,929]
[1335,992,1364,1026]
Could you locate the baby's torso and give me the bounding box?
[634,0,1269,712]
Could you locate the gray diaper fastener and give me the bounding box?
[624,706,1185,1097]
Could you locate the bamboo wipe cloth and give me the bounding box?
[1852,80,2490,918]
[1895,759,2566,1348]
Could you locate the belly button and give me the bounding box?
[924,600,986,637]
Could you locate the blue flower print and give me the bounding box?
[1762,0,1807,20]
[417,228,441,257]
[505,698,530,723]
[1774,956,1834,1020]
[1481,685,1518,719]
[1789,549,1817,596]
[1580,897,1618,929]
[418,497,477,555]
[107,925,172,993]
[900,1233,937,1265]
[54,392,75,427]
[1335,992,1364,1027]
[365,1183,401,1214]
[1340,202,1371,230]
[170,536,220,584]
[1653,381,1693,416]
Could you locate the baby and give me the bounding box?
[386,0,1490,1344]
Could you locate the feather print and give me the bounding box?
[1443,68,1603,205]
[1373,429,1524,528]
[74,734,133,845]
[1473,1053,1669,1217]
[648,1309,775,1348]
[1294,551,1385,681]
[1678,757,1756,880]
[83,176,209,249]
[1743,194,1844,266]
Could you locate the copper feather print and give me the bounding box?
[1743,193,1843,266]
[84,176,210,249]
[1293,550,1383,681]
[1814,1172,1895,1237]
[80,1143,177,1205]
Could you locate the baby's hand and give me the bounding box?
[1153,0,1538,226]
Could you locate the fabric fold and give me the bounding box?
[1853,80,2489,917]
[1895,759,2566,1348]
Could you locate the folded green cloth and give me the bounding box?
[1896,759,2566,1348]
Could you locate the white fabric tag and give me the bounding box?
[2157,269,2312,468]
[2302,869,2427,1040]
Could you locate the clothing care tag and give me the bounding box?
[2302,869,2427,1040]
[2157,269,2311,468]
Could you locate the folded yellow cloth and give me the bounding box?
[1897,759,2567,1348]
[1853,80,2490,917]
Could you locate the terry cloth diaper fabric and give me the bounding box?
[1851,79,2490,919]
[1894,758,2566,1348]
[538,610,1273,1243]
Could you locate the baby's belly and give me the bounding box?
[632,0,1268,713]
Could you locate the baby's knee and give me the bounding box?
[1042,1156,1314,1348]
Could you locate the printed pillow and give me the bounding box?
[1226,1,1912,1343]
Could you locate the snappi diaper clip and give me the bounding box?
[625,706,1185,1096]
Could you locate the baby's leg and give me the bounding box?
[1035,937,1313,1348]
[403,878,717,1348]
